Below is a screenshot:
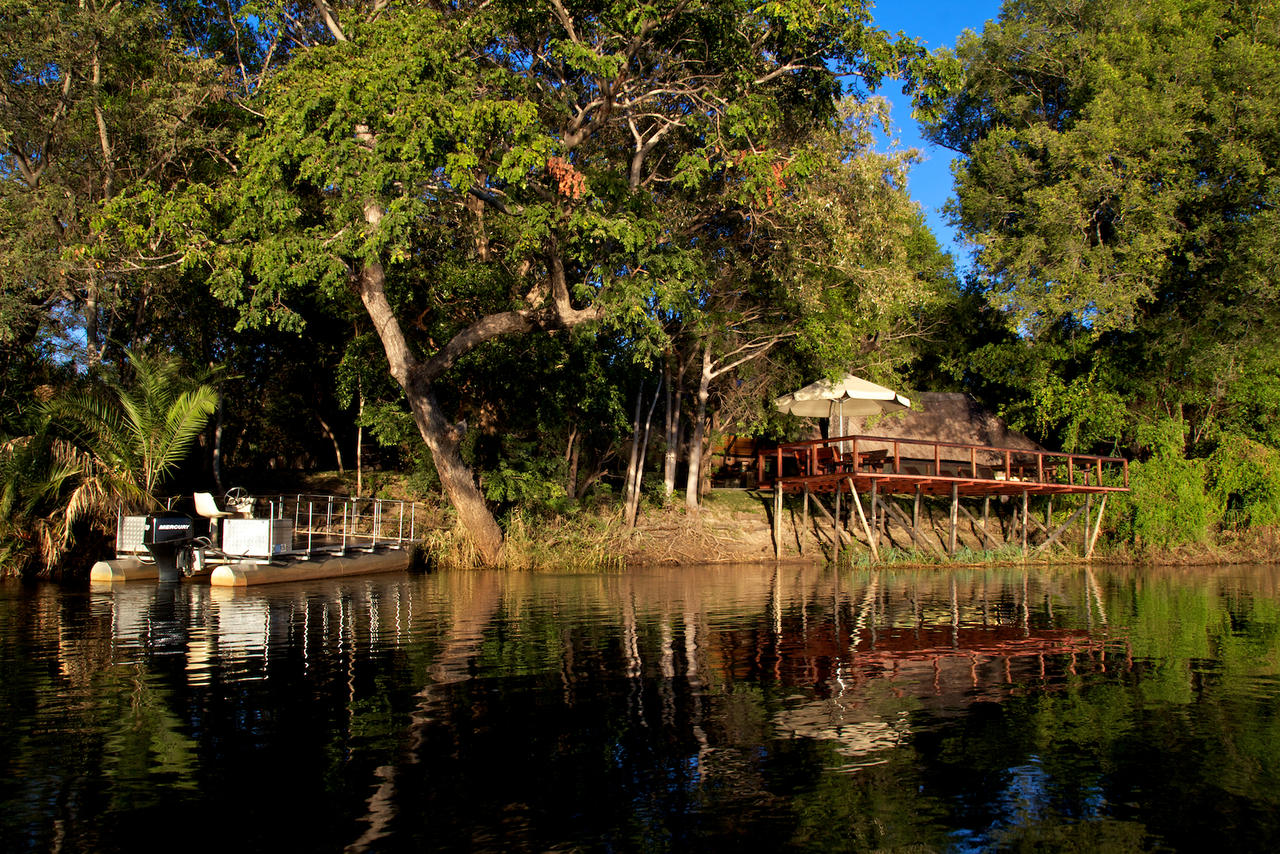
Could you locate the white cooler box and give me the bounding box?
[221,518,295,558]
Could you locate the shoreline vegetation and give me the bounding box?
[303,472,1280,575]
[5,2,1280,580]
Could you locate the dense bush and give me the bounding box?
[1110,420,1220,550]
[1111,454,1220,551]
[1207,436,1280,529]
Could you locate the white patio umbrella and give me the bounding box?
[774,375,911,451]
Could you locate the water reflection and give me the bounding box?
[3,564,1280,851]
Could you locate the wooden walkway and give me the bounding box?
[756,434,1129,561]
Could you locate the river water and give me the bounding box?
[2,563,1279,852]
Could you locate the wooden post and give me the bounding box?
[806,491,853,547]
[847,478,878,562]
[1083,495,1092,555]
[1045,496,1053,536]
[949,483,959,554]
[1086,494,1108,558]
[913,487,921,531]
[774,482,782,560]
[1021,491,1029,554]
[870,480,879,549]
[834,483,842,560]
[912,487,922,550]
[982,496,990,543]
[802,485,810,550]
[1031,502,1089,555]
[882,497,946,559]
[957,502,1001,550]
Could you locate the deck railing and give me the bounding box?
[757,434,1129,490]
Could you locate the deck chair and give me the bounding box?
[194,492,233,544]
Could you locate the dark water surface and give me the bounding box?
[3,563,1280,852]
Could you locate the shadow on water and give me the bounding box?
[3,563,1280,852]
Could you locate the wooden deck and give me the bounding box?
[757,434,1128,497]
[755,434,1129,561]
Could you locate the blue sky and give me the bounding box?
[866,0,1005,257]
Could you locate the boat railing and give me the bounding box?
[114,492,429,560]
[264,493,424,555]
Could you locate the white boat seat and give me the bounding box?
[193,492,233,520]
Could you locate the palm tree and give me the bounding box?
[49,349,220,507]
[1,351,219,577]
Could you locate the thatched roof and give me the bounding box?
[841,393,1043,462]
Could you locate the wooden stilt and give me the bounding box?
[1086,494,1108,558]
[912,487,921,549]
[1032,503,1089,555]
[847,478,878,562]
[774,483,782,560]
[870,480,879,550]
[1045,496,1053,536]
[806,491,854,546]
[881,498,946,559]
[949,484,959,554]
[834,484,842,560]
[1083,495,1092,555]
[956,501,1001,550]
[1021,491,1029,554]
[802,486,810,553]
[982,496,990,543]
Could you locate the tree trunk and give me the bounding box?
[212,393,225,492]
[565,425,580,500]
[406,376,504,564]
[355,392,364,498]
[662,358,683,501]
[316,413,345,473]
[684,343,713,511]
[622,386,644,526]
[357,234,504,565]
[625,380,662,527]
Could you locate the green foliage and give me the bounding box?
[0,350,221,577]
[924,0,1280,456]
[47,350,220,503]
[0,0,236,363]
[1207,435,1280,529]
[1111,451,1220,552]
[481,443,569,514]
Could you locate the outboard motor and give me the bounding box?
[143,511,197,583]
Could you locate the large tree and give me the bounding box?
[216,0,925,563]
[0,0,235,366]
[919,0,1280,452]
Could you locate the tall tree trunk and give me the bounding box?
[565,425,580,500]
[622,386,644,525]
[316,413,345,472]
[662,357,684,501]
[625,380,662,527]
[212,393,225,492]
[355,391,364,498]
[356,219,504,564]
[684,343,713,511]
